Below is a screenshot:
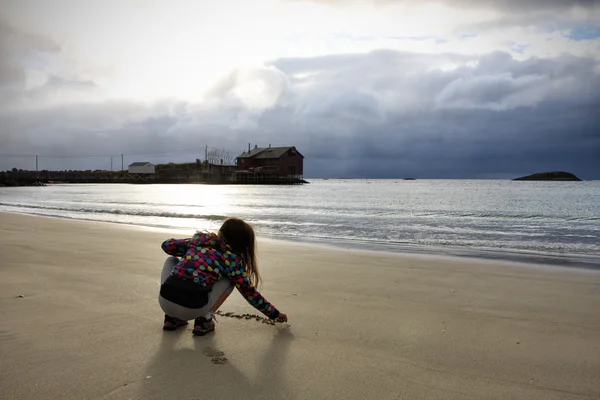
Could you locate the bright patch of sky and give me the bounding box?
[567,24,600,40]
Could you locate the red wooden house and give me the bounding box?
[236,145,304,178]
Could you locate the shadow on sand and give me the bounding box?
[139,324,295,400]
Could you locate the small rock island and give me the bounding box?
[513,171,582,181]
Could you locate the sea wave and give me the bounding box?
[0,202,227,221]
[69,199,206,208]
[413,211,599,222]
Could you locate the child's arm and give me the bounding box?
[225,256,280,320]
[161,238,191,257]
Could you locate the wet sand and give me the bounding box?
[1,212,599,399]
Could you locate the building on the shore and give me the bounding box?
[128,162,155,174]
[204,162,237,182]
[236,145,304,182]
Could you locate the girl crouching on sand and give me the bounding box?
[158,217,287,335]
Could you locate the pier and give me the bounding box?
[0,167,307,187]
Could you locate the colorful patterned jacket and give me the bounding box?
[161,231,280,320]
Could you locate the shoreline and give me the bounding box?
[283,234,600,271]
[2,210,599,272]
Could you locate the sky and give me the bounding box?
[1,0,599,179]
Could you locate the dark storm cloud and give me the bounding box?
[2,49,599,179]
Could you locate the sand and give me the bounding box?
[1,212,599,400]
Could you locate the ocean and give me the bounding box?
[1,180,599,269]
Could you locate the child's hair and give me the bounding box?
[218,217,260,287]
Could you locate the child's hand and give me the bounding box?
[276,313,288,323]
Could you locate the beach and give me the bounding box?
[1,212,599,400]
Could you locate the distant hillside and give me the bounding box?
[513,171,582,181]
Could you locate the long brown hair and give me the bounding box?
[218,217,260,287]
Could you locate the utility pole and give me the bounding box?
[111,156,113,171]
[205,145,208,163]
[121,154,124,171]
[36,155,38,171]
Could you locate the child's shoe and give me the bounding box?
[193,316,216,336]
[163,315,188,331]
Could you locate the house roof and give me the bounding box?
[237,147,266,159]
[237,146,304,159]
[128,162,153,167]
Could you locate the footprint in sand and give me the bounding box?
[203,347,228,364]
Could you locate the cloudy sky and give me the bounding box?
[1,0,599,179]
